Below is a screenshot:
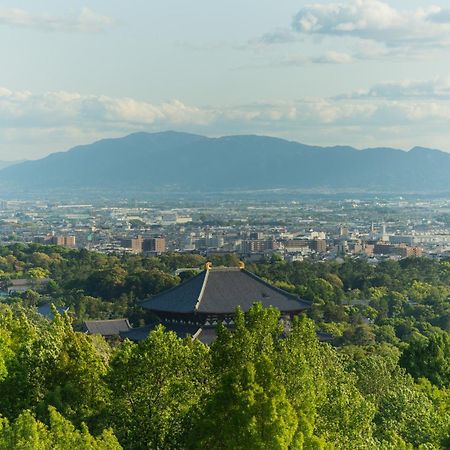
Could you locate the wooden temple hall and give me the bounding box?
[119,263,311,344]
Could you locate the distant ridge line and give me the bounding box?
[0,131,449,195]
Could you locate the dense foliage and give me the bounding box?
[0,302,448,449]
[0,243,449,448]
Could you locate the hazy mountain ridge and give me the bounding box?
[0,160,25,170]
[1,131,449,194]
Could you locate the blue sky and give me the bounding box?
[2,0,450,159]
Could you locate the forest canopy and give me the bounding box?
[0,243,448,448]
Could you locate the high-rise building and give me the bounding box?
[34,234,76,248]
[143,237,166,254]
[309,238,327,253]
[284,239,309,252]
[121,236,144,254]
[240,239,277,253]
[64,236,77,248]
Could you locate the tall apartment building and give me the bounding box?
[121,236,144,254]
[143,237,166,254]
[284,239,309,252]
[309,238,327,253]
[240,239,278,254]
[373,242,422,258]
[64,236,77,248]
[121,236,166,254]
[34,235,76,248]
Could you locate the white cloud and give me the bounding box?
[341,77,450,99]
[284,50,355,66]
[252,1,449,64]
[2,82,450,158]
[292,1,450,48]
[0,7,113,32]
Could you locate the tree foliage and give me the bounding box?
[0,244,449,448]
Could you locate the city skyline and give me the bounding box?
[3,0,450,159]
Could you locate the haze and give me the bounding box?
[2,0,450,159]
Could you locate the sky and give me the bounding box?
[2,0,450,159]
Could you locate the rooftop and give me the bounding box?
[82,318,132,336]
[141,266,310,315]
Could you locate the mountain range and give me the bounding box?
[0,160,24,170]
[1,131,450,195]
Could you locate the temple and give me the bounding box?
[120,264,311,344]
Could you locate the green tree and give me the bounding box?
[0,407,121,449]
[190,357,311,450]
[400,332,450,387]
[0,310,109,428]
[107,327,210,449]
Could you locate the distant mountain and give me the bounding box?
[0,160,24,170]
[1,131,450,194]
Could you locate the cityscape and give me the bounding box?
[1,197,449,262]
[1,0,450,448]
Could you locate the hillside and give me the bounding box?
[0,160,24,170]
[1,131,450,194]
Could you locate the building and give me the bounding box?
[121,236,144,254]
[249,231,265,240]
[6,278,50,294]
[143,237,166,254]
[37,303,69,320]
[373,242,423,258]
[284,239,309,253]
[195,236,225,250]
[81,319,132,339]
[121,236,166,254]
[34,234,76,248]
[240,239,278,253]
[132,263,311,344]
[309,238,327,253]
[64,236,77,248]
[348,242,363,254]
[389,235,415,246]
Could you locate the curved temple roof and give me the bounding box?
[141,267,311,315]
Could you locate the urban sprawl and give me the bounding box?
[1,197,449,261]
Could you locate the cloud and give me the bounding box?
[0,7,113,32]
[251,29,299,46]
[2,82,450,158]
[291,1,450,48]
[281,51,355,66]
[251,1,450,65]
[0,89,211,129]
[340,77,450,99]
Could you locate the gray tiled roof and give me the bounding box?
[121,323,332,346]
[82,318,132,336]
[141,268,310,314]
[120,322,200,341]
[37,303,69,320]
[120,325,155,341]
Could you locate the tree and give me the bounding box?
[107,327,210,450]
[28,267,50,279]
[0,407,121,449]
[400,332,450,387]
[315,346,376,448]
[190,306,327,449]
[0,310,110,428]
[190,357,310,450]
